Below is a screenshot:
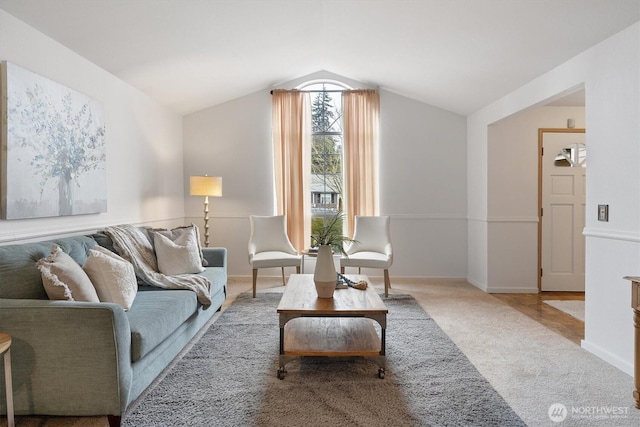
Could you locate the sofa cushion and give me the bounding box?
[198,267,226,297]
[37,244,100,302]
[126,287,199,362]
[83,246,138,311]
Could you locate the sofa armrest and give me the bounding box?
[0,299,132,417]
[202,247,227,269]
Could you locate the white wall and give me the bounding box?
[183,71,468,278]
[468,22,640,374]
[487,106,585,292]
[183,88,273,277]
[379,89,467,279]
[581,22,640,374]
[0,10,185,243]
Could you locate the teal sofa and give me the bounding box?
[0,231,227,426]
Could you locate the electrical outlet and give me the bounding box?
[598,204,609,222]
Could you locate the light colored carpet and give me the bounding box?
[543,299,585,321]
[122,292,525,426]
[409,280,639,426]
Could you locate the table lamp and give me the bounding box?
[189,175,222,247]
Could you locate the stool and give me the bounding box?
[0,334,14,427]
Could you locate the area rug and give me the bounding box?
[122,293,524,426]
[543,300,585,321]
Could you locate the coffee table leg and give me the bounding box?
[278,323,286,379]
[278,315,300,379]
[378,317,386,379]
[379,326,386,379]
[277,332,287,379]
[368,321,386,379]
[277,366,287,380]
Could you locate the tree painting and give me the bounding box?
[2,62,106,219]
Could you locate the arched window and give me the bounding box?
[271,81,378,248]
[298,81,351,236]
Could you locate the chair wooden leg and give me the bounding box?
[384,269,390,297]
[281,267,286,286]
[296,266,300,274]
[252,269,258,298]
[340,267,345,274]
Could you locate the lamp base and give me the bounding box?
[203,197,210,247]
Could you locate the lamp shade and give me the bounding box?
[190,176,222,197]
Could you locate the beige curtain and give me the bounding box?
[342,89,380,236]
[272,89,311,251]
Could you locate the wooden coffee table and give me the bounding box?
[276,274,388,379]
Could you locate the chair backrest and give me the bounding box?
[346,215,392,255]
[248,215,297,255]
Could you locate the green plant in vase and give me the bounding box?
[310,211,356,298]
[310,211,355,256]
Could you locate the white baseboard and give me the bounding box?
[466,280,538,294]
[228,274,467,283]
[466,277,487,292]
[485,286,539,293]
[581,339,634,377]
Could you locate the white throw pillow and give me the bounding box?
[37,244,100,302]
[147,224,208,267]
[83,246,138,311]
[153,226,206,275]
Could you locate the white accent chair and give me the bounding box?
[248,215,301,298]
[340,215,393,297]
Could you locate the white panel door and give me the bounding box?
[541,132,586,291]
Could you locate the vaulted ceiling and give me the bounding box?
[1,0,638,116]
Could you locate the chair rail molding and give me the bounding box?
[583,227,640,243]
[487,216,540,223]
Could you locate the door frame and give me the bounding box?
[537,127,586,292]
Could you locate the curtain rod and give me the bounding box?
[270,89,346,94]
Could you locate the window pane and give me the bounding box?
[309,87,343,235]
[312,92,341,133]
[554,143,586,167]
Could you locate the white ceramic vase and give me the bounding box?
[313,245,336,298]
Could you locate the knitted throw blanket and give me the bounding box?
[104,224,212,307]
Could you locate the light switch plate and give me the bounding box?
[598,204,609,222]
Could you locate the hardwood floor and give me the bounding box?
[492,291,585,345]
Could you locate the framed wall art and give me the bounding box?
[1,61,106,220]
